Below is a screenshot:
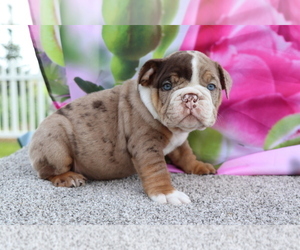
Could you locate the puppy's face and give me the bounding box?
[138,51,232,132]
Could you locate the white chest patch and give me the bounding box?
[163,131,189,155]
[138,84,159,120]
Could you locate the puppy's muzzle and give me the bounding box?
[182,93,199,110]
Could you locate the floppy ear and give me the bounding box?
[216,63,232,99]
[138,59,162,86]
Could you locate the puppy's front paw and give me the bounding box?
[48,171,87,187]
[191,162,216,175]
[150,190,191,205]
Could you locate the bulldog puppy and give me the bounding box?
[29,51,232,205]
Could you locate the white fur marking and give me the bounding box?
[163,131,189,155]
[150,190,191,205]
[138,85,159,120]
[187,51,201,87]
[150,194,167,204]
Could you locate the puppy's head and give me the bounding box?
[138,51,232,132]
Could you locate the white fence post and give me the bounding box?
[8,61,19,134]
[0,63,53,139]
[19,67,28,133]
[28,78,36,132]
[37,74,46,125]
[0,68,9,132]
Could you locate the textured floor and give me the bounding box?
[1,147,300,248]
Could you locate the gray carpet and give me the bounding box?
[1,147,300,249]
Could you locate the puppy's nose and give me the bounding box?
[182,93,199,109]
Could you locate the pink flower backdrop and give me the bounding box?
[28,0,300,175]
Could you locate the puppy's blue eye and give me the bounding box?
[207,84,216,91]
[162,81,172,91]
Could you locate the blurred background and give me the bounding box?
[0,0,50,157]
[0,0,187,158]
[1,0,299,171]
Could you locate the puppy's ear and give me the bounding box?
[216,63,232,99]
[138,59,163,86]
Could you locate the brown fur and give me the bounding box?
[30,81,171,181]
[168,141,216,174]
[29,51,232,202]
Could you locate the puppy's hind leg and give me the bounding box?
[29,114,86,188]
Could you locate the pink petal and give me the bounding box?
[194,0,238,24]
[188,0,289,24]
[217,145,300,175]
[182,0,201,25]
[180,26,201,51]
[215,94,296,147]
[212,53,276,104]
[275,25,300,50]
[276,0,300,24]
[167,164,183,173]
[217,0,289,24]
[28,25,42,50]
[193,25,235,55]
[27,0,40,24]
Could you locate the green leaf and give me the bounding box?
[59,96,70,103]
[41,0,58,24]
[42,61,69,96]
[153,25,179,58]
[188,128,223,164]
[111,56,139,83]
[41,25,64,66]
[161,0,180,24]
[74,77,104,94]
[102,0,162,25]
[264,114,300,150]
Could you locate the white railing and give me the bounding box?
[0,62,53,139]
